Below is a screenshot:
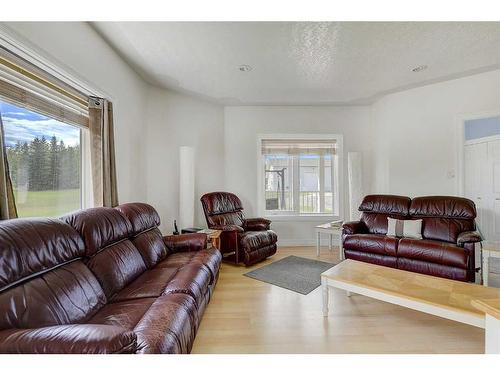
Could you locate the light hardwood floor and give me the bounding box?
[191,246,487,354]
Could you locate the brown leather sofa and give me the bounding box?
[200,192,277,266]
[342,195,482,282]
[0,202,221,354]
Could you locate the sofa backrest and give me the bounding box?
[359,195,411,234]
[201,191,245,228]
[62,207,147,299]
[115,202,168,268]
[409,196,476,243]
[0,218,106,330]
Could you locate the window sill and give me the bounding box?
[263,214,341,222]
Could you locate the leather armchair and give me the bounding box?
[200,192,277,266]
[457,231,482,245]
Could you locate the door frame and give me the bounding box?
[456,109,500,196]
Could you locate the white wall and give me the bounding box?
[371,69,500,197]
[145,87,225,233]
[224,106,373,245]
[9,21,500,245]
[3,22,149,203]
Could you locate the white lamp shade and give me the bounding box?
[347,152,363,221]
[179,146,195,229]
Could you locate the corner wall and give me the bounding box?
[224,105,373,245]
[371,69,500,197]
[144,87,225,233]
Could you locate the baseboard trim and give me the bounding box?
[277,239,316,247]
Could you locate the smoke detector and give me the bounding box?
[238,64,252,72]
[412,65,428,72]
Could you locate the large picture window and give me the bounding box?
[1,100,83,217]
[259,135,342,218]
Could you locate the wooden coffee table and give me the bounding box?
[321,259,500,352]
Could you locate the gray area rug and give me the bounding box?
[244,255,335,295]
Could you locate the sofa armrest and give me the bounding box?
[243,218,271,231]
[210,224,244,233]
[457,230,482,245]
[163,233,208,253]
[342,221,366,235]
[0,324,137,354]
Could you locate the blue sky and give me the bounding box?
[0,100,80,147]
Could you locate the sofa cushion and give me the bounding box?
[112,267,179,302]
[359,194,411,216]
[134,294,198,354]
[0,261,106,330]
[88,298,155,329]
[344,249,397,268]
[89,295,198,354]
[157,249,221,284]
[397,258,468,282]
[239,230,278,250]
[397,238,468,269]
[115,203,160,235]
[63,207,147,299]
[0,324,137,354]
[0,218,105,331]
[162,264,211,306]
[420,217,475,243]
[114,203,169,268]
[0,218,84,291]
[409,196,476,219]
[343,234,399,256]
[131,228,168,268]
[62,207,132,257]
[86,240,147,299]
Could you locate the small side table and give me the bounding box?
[315,223,344,259]
[483,245,500,286]
[196,229,222,250]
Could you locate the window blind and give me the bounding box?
[261,139,337,155]
[0,47,89,128]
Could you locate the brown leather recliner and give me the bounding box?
[200,192,278,266]
[342,195,482,282]
[0,202,221,354]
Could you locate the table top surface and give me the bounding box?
[322,259,500,318]
[315,222,343,230]
[472,299,500,320]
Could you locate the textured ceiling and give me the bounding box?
[92,22,500,105]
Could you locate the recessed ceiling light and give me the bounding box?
[412,65,428,73]
[238,64,252,72]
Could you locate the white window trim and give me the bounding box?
[0,24,111,211]
[256,133,344,221]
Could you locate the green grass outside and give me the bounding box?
[14,188,81,218]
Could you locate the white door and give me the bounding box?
[464,142,488,239]
[487,140,500,242]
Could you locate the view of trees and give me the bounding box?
[6,135,80,191]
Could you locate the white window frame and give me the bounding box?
[257,134,344,221]
[0,24,112,212]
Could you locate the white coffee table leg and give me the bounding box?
[316,232,321,257]
[322,278,329,317]
[484,251,490,286]
[485,314,500,353]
